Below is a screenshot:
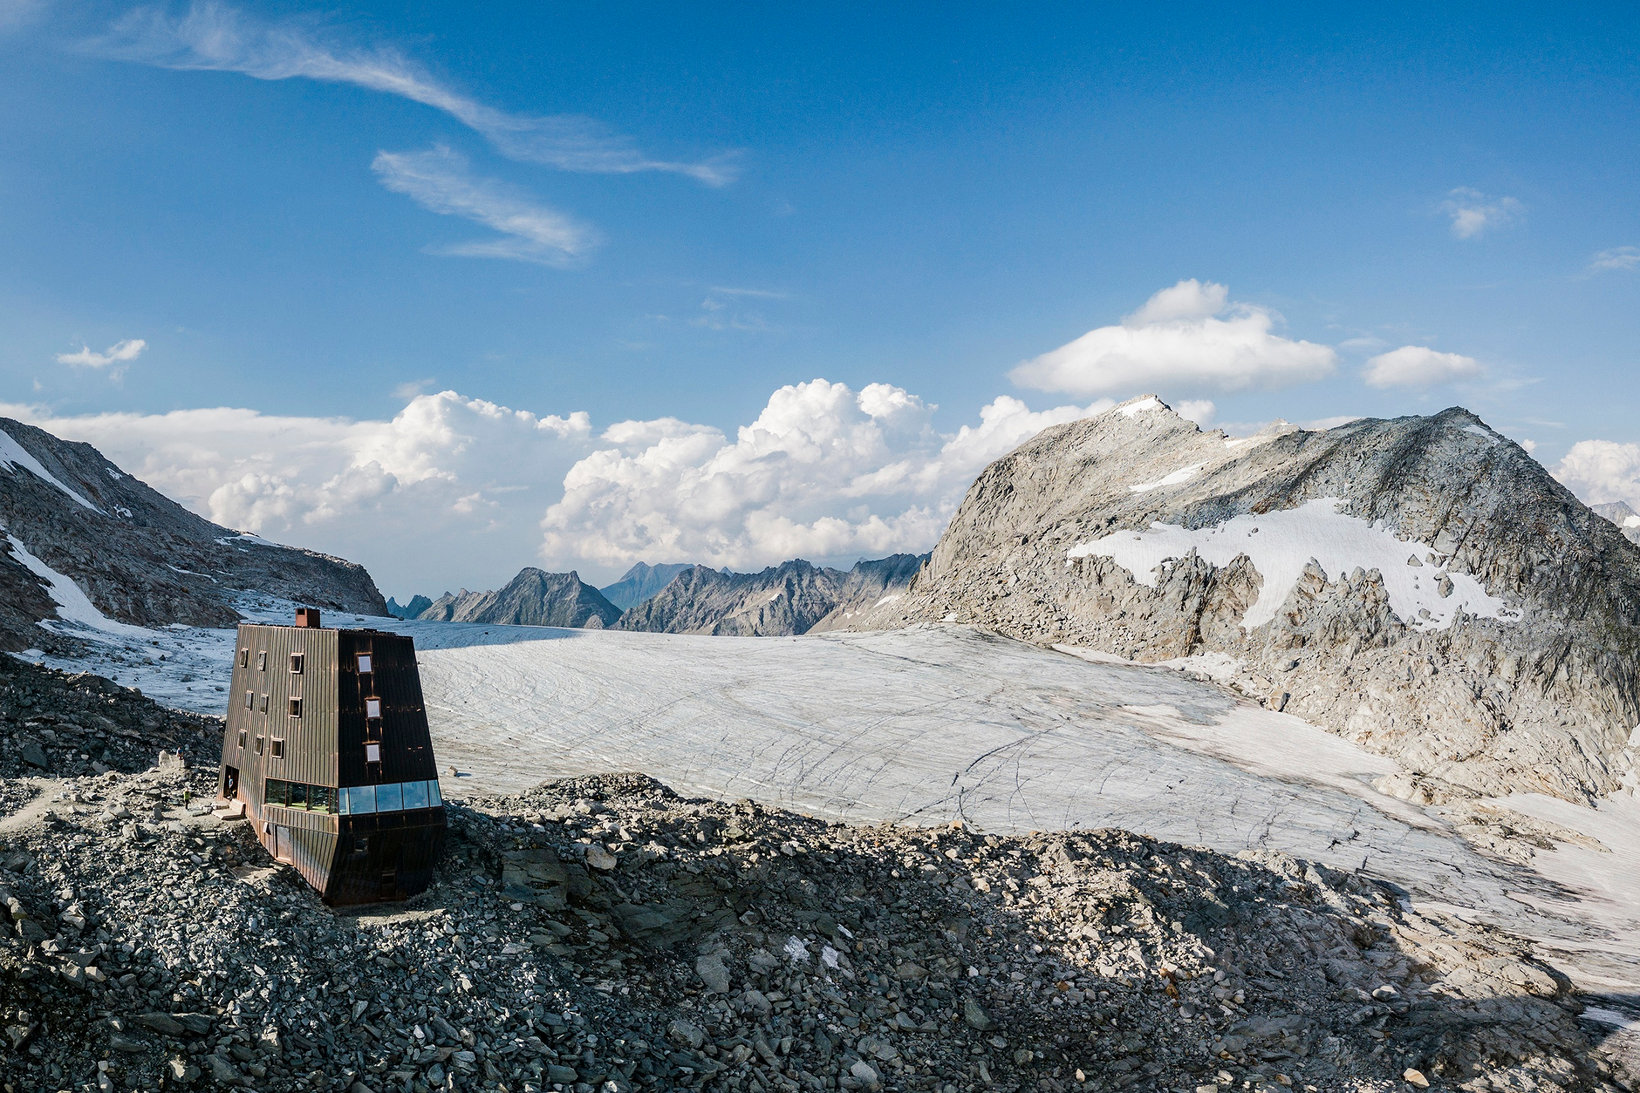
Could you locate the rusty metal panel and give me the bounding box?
[337,630,438,787]
[220,616,445,906]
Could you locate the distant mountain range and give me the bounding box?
[385,594,433,619]
[0,417,385,651]
[397,554,927,636]
[1593,500,1640,545]
[599,562,693,611]
[416,569,621,628]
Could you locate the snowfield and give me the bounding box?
[13,603,1640,1006]
[1067,496,1513,629]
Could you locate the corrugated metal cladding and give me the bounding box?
[337,631,438,787]
[217,619,445,906]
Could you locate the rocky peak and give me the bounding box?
[417,568,621,628]
[857,399,1640,801]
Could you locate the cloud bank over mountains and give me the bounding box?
[18,279,1615,593]
[1,383,1103,592]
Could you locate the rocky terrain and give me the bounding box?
[0,418,385,651]
[618,557,925,637]
[1594,503,1640,546]
[1,728,1629,1092]
[601,563,696,612]
[417,569,621,628]
[852,397,1640,803]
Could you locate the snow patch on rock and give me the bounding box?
[1067,497,1511,629]
[0,426,102,512]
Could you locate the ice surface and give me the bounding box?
[1066,497,1512,629]
[15,605,1639,995]
[0,426,101,511]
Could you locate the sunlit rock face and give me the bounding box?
[855,396,1640,802]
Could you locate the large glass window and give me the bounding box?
[344,785,377,814]
[402,781,429,809]
[428,780,443,807]
[376,783,403,812]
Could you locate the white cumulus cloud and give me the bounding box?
[1589,246,1640,273]
[2,380,1105,593]
[1440,188,1524,240]
[538,379,1108,573]
[0,391,593,595]
[56,338,146,370]
[373,146,597,265]
[1362,345,1483,389]
[1009,280,1336,398]
[1553,440,1640,508]
[93,1,736,184]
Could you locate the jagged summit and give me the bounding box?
[1594,500,1640,545]
[855,401,1640,801]
[0,417,385,651]
[417,567,621,628]
[598,561,695,611]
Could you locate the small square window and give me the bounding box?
[257,651,267,671]
[254,736,264,755]
[357,653,373,674]
[243,690,254,709]
[260,694,269,713]
[365,698,382,719]
[270,738,285,759]
[289,653,304,674]
[239,648,249,668]
[237,730,247,748]
[288,697,302,718]
[364,742,382,763]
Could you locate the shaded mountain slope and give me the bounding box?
[0,417,385,651]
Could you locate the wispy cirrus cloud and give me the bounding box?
[91,1,738,185]
[372,146,598,265]
[55,338,146,379]
[1440,188,1524,239]
[1589,246,1640,273]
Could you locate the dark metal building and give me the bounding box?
[216,608,446,905]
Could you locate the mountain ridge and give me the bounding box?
[0,417,385,650]
[850,395,1640,802]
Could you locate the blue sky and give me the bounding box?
[1,2,1637,595]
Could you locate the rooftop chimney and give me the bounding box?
[295,607,322,629]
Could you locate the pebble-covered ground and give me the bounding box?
[0,659,1632,1093]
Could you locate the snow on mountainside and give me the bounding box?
[615,554,927,636]
[417,567,621,628]
[1595,500,1640,545]
[853,395,1640,802]
[0,417,385,651]
[598,561,694,611]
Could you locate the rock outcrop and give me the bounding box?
[0,763,1624,1093]
[1594,501,1640,545]
[616,556,926,637]
[419,568,621,628]
[385,594,433,619]
[854,396,1640,802]
[599,562,694,611]
[0,418,385,651]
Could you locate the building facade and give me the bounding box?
[217,608,446,905]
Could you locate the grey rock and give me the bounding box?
[417,567,621,628]
[695,951,731,993]
[853,397,1640,801]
